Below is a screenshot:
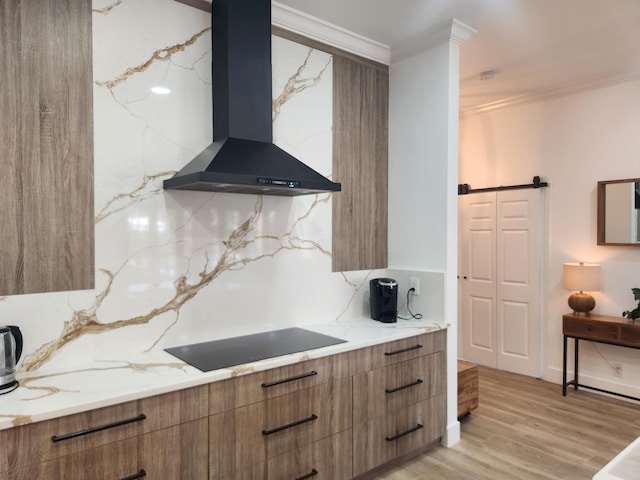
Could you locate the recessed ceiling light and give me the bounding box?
[151,86,171,95]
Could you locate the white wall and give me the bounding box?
[389,22,473,446]
[460,79,640,399]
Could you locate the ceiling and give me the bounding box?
[274,0,640,112]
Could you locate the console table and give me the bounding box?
[563,313,640,402]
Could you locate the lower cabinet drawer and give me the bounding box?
[5,419,208,480]
[352,395,446,477]
[267,429,353,480]
[0,385,207,473]
[214,430,353,480]
[352,352,444,424]
[209,378,352,479]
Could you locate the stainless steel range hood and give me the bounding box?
[163,0,341,196]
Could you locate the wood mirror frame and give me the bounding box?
[597,178,640,246]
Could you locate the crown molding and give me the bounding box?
[271,1,390,65]
[392,19,476,62]
[462,70,640,116]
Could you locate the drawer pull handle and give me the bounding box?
[385,378,424,394]
[51,413,147,443]
[120,470,147,480]
[385,423,423,442]
[262,414,318,436]
[384,344,423,356]
[261,370,318,388]
[296,468,319,480]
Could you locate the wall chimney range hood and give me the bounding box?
[163,0,341,196]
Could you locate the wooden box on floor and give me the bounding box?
[457,360,478,418]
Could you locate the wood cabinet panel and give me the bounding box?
[212,430,353,480]
[332,55,389,272]
[0,0,94,295]
[210,353,351,414]
[351,330,446,373]
[353,352,445,424]
[6,419,208,480]
[0,385,207,473]
[267,429,353,480]
[209,378,352,478]
[352,395,446,477]
[139,418,209,480]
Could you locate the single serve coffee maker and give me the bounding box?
[369,278,398,323]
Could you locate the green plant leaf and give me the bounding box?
[632,288,640,301]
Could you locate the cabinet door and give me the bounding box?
[352,395,446,477]
[0,0,94,295]
[209,378,352,478]
[353,352,445,424]
[332,55,389,272]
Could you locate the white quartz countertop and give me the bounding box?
[593,436,640,480]
[0,317,446,431]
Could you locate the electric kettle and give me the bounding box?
[0,325,23,394]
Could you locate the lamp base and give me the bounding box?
[568,292,595,315]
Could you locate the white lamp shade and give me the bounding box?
[563,263,601,292]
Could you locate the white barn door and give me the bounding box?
[459,189,542,378]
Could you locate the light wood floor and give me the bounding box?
[373,366,640,479]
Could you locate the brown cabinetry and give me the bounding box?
[332,55,389,272]
[0,0,94,295]
[351,330,447,477]
[0,329,447,479]
[209,355,353,479]
[0,386,208,479]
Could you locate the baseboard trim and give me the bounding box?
[442,420,461,447]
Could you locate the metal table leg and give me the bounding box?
[574,338,579,390]
[562,335,568,396]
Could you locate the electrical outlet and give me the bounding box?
[410,277,420,295]
[612,362,623,378]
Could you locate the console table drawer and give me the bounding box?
[563,317,618,341]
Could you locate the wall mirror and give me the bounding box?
[597,178,640,245]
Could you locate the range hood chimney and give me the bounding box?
[163,0,341,196]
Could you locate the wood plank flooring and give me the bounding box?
[372,366,640,479]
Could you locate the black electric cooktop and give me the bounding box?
[164,327,347,372]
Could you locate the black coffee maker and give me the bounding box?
[369,278,398,323]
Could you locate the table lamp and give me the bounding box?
[562,262,601,315]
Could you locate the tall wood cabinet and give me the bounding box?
[0,0,94,295]
[332,56,389,272]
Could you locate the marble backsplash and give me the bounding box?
[2,0,443,384]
